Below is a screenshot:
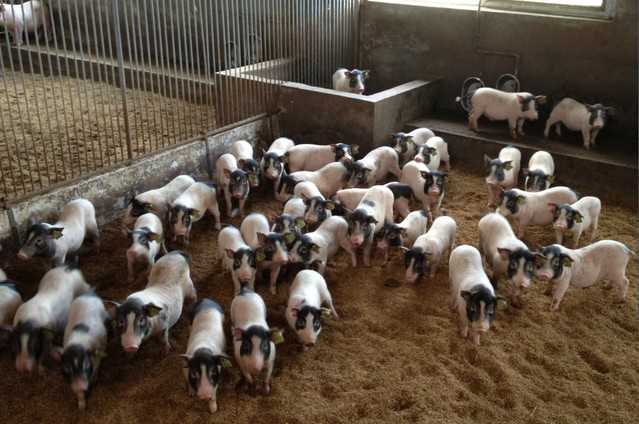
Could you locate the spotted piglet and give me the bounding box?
[285,270,338,351]
[497,187,579,238]
[217,226,257,295]
[126,213,164,283]
[347,146,402,188]
[123,175,195,228]
[59,293,109,410]
[550,196,601,248]
[390,128,435,164]
[231,140,260,188]
[403,216,456,283]
[376,210,429,262]
[535,241,634,311]
[332,68,369,94]
[261,137,294,198]
[414,136,450,171]
[290,216,356,274]
[523,151,555,192]
[449,245,498,346]
[400,161,447,219]
[285,142,357,172]
[169,182,221,244]
[4,266,90,373]
[478,213,541,308]
[241,213,289,294]
[346,185,394,267]
[181,299,230,414]
[545,98,615,150]
[231,288,282,395]
[18,198,99,267]
[294,181,336,227]
[111,251,196,354]
[216,153,250,218]
[484,146,521,208]
[285,161,352,198]
[0,272,23,348]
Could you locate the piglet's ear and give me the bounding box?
[573,211,584,224]
[48,226,64,239]
[256,232,268,246]
[269,328,285,345]
[535,95,547,105]
[144,303,162,317]
[324,200,336,211]
[562,255,575,267]
[497,248,511,261]
[460,290,472,302]
[547,175,555,184]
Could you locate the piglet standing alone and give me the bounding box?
[484,146,521,208]
[181,299,230,414]
[217,226,256,295]
[550,196,601,248]
[285,270,338,350]
[169,182,221,244]
[524,151,555,192]
[376,210,429,262]
[18,198,99,267]
[449,245,498,346]
[6,266,91,373]
[400,161,448,219]
[231,288,282,395]
[332,68,370,94]
[58,293,110,410]
[535,241,634,311]
[111,251,196,354]
[403,216,456,283]
[469,87,546,139]
[216,153,250,218]
[261,137,294,198]
[544,98,615,150]
[126,213,164,283]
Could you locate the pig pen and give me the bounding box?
[0,70,216,200]
[0,167,637,424]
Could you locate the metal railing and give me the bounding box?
[0,0,360,202]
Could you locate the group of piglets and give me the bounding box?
[466,87,615,150]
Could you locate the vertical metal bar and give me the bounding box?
[168,0,185,139]
[260,0,269,112]
[227,0,239,123]
[241,0,252,119]
[250,0,264,115]
[140,0,160,154]
[133,0,155,154]
[123,1,145,156]
[184,0,198,136]
[113,0,134,160]
[213,0,225,128]
[156,1,174,149]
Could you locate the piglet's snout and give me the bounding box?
[72,378,89,394]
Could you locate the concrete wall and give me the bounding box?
[360,1,638,138]
[0,117,271,249]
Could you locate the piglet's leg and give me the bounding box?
[550,279,570,311]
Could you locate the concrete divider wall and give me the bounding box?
[0,116,271,250]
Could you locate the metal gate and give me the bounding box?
[0,0,359,202]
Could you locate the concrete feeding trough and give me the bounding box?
[216,58,441,149]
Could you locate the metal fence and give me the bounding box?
[0,0,359,202]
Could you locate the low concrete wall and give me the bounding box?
[0,116,271,250]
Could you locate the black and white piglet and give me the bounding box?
[550,196,601,248]
[294,181,336,227]
[376,210,429,262]
[0,271,23,348]
[285,270,338,350]
[332,68,370,94]
[4,266,90,373]
[181,299,230,414]
[523,151,555,192]
[218,226,256,295]
[261,137,294,198]
[123,175,195,227]
[169,182,221,243]
[544,98,615,150]
[403,216,456,283]
[18,198,99,267]
[285,142,357,172]
[484,146,521,208]
[391,127,435,164]
[400,161,448,218]
[231,140,260,188]
[126,213,164,283]
[111,251,196,354]
[346,146,401,188]
[216,153,250,218]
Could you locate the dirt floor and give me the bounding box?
[0,167,637,424]
[0,70,216,200]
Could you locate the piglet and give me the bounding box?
[414,136,450,171]
[5,266,90,373]
[270,213,306,249]
[400,161,447,218]
[0,1,48,46]
[18,198,99,267]
[284,161,352,198]
[544,98,615,150]
[261,137,294,198]
[216,153,250,218]
[391,128,435,164]
[524,151,555,192]
[469,87,547,139]
[478,213,540,308]
[550,196,601,248]
[285,143,357,172]
[59,293,109,410]
[346,185,394,267]
[126,213,164,283]
[111,251,196,354]
[449,245,498,345]
[497,187,579,238]
[169,182,221,243]
[285,270,338,350]
[403,216,456,283]
[376,210,429,262]
[241,213,289,294]
[123,175,195,228]
[535,241,634,311]
[484,146,521,208]
[332,68,370,94]
[231,288,282,395]
[0,274,23,348]
[181,299,230,414]
[231,140,260,188]
[290,216,356,274]
[347,146,401,188]
[295,181,336,227]
[217,226,256,295]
